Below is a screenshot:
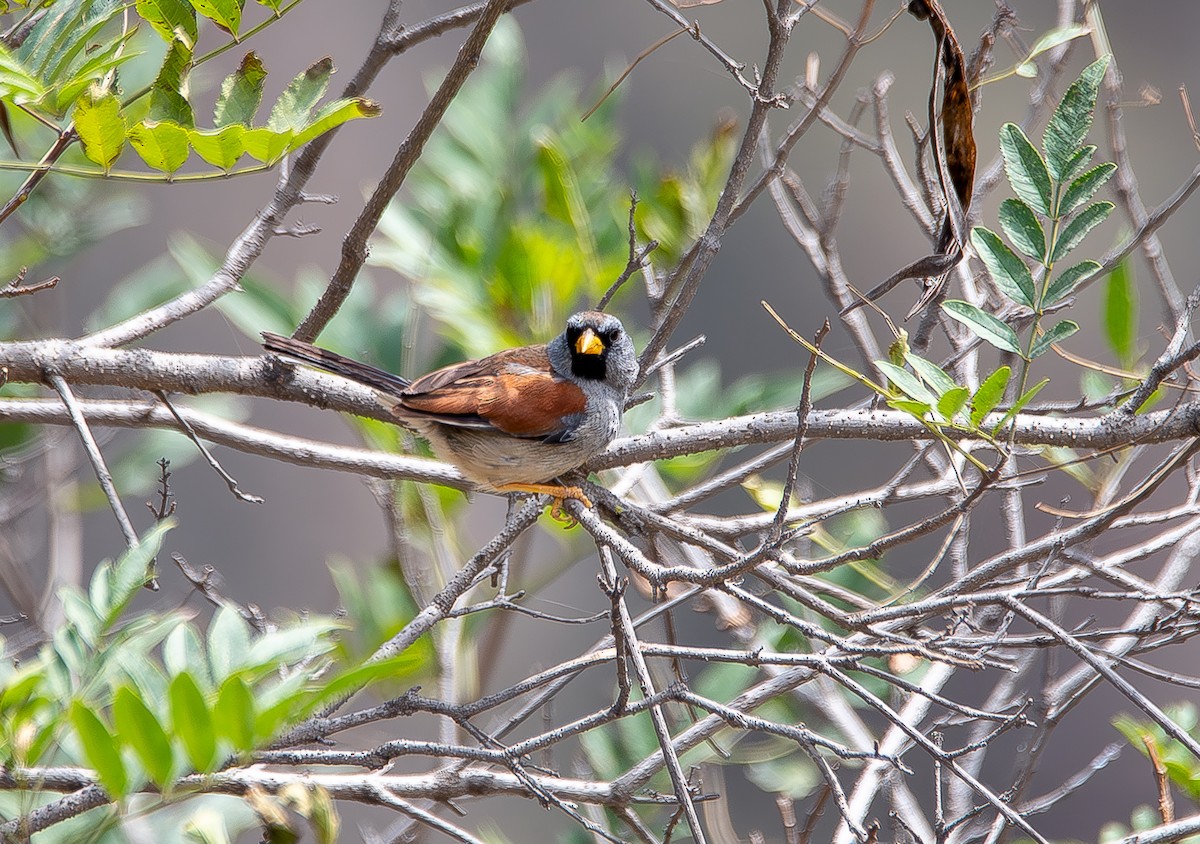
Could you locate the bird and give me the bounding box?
[262,311,638,519]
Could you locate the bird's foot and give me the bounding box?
[496,483,592,526]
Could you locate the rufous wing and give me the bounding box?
[395,345,586,440]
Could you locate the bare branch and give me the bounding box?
[294,0,512,341]
[0,267,57,298]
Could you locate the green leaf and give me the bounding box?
[888,398,933,417]
[246,619,340,670]
[1044,260,1099,306]
[74,86,126,169]
[61,588,101,647]
[2,664,45,712]
[1103,258,1138,367]
[746,753,819,800]
[876,360,939,406]
[1042,444,1098,491]
[40,0,127,87]
[147,86,193,129]
[267,57,334,133]
[15,721,59,770]
[1029,319,1079,358]
[70,700,128,796]
[188,124,246,170]
[1044,56,1110,181]
[87,254,189,331]
[997,198,1046,262]
[191,0,242,36]
[52,626,88,680]
[536,131,598,269]
[1025,23,1091,63]
[999,123,1052,216]
[154,36,192,97]
[255,0,283,10]
[288,96,382,150]
[937,387,970,420]
[253,670,314,740]
[78,571,104,621]
[308,652,425,712]
[214,52,267,128]
[0,44,46,104]
[1060,162,1115,217]
[164,623,213,692]
[18,0,97,78]
[128,120,191,172]
[52,32,141,114]
[113,686,174,787]
[170,672,216,772]
[242,126,292,163]
[327,559,429,666]
[992,378,1049,435]
[184,810,233,844]
[136,0,198,44]
[169,234,220,284]
[100,520,172,629]
[971,225,1036,307]
[1061,144,1097,182]
[137,37,194,127]
[213,273,303,337]
[904,353,958,396]
[1051,201,1113,263]
[112,637,171,706]
[208,605,251,680]
[214,675,256,751]
[942,300,1022,355]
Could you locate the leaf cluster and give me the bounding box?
[875,58,1114,446]
[945,57,1113,358]
[0,1,379,176]
[0,522,420,824]
[369,19,735,358]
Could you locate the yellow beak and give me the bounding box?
[574,327,605,356]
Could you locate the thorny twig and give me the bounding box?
[0,267,57,298]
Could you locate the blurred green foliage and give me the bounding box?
[1115,703,1200,791]
[328,556,435,676]
[1092,704,1200,841]
[0,522,420,841]
[368,17,736,358]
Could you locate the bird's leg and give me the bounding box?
[494,483,592,525]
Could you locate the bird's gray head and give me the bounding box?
[549,310,638,395]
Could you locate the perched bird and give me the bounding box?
[262,311,638,516]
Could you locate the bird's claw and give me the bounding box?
[496,483,592,527]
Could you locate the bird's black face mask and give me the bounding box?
[568,326,611,381]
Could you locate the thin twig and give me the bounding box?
[0,267,57,298]
[582,26,691,123]
[45,373,149,582]
[154,391,263,504]
[597,191,659,311]
[598,544,709,844]
[1119,283,1200,413]
[767,319,826,546]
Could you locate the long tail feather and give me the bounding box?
[262,332,411,396]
